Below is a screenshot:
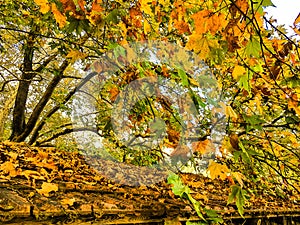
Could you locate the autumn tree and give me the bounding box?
[0,0,299,198]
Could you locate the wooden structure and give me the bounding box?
[0,142,299,224]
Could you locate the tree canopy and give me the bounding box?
[0,0,299,215]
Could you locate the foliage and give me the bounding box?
[0,0,300,219]
[167,173,223,224]
[227,185,248,217]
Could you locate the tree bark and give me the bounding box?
[10,29,36,141]
[14,60,69,142]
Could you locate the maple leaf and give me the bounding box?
[37,182,58,197]
[191,139,213,155]
[174,20,191,34]
[0,161,17,177]
[34,0,50,14]
[61,197,76,206]
[207,160,230,180]
[191,10,227,35]
[66,49,87,62]
[109,86,119,101]
[236,0,249,14]
[288,99,300,115]
[51,3,67,28]
[232,65,246,80]
[186,35,210,60]
[139,0,153,15]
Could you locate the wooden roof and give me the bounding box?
[0,141,299,224]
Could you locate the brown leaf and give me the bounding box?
[229,134,239,150]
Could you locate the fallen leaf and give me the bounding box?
[207,160,230,180]
[61,197,76,206]
[37,182,58,197]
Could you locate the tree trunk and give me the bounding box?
[10,29,36,141]
[14,60,69,142]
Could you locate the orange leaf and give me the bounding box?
[191,139,213,155]
[92,0,103,12]
[236,0,249,14]
[109,87,119,101]
[288,99,300,115]
[51,3,67,28]
[293,13,300,26]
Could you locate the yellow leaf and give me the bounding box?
[51,3,67,28]
[207,160,230,180]
[187,35,210,60]
[66,49,87,62]
[37,182,58,197]
[144,19,152,34]
[0,161,16,177]
[220,102,238,119]
[61,197,76,206]
[139,0,152,15]
[232,65,246,80]
[34,0,50,14]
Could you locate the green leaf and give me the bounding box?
[167,173,206,221]
[227,185,247,217]
[167,173,190,197]
[191,199,205,220]
[227,185,239,204]
[243,115,265,132]
[67,18,79,33]
[177,68,189,87]
[238,142,251,164]
[238,74,251,93]
[244,36,261,58]
[203,208,219,218]
[203,208,224,223]
[105,9,124,24]
[261,0,275,7]
[191,92,206,110]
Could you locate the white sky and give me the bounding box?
[265,0,300,36]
